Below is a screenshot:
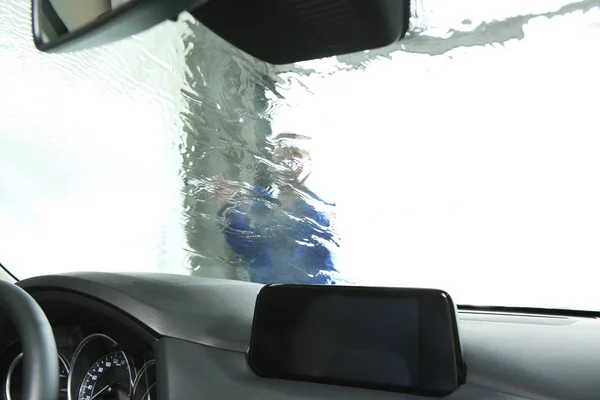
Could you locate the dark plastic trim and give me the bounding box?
[31,0,210,53]
[190,0,411,64]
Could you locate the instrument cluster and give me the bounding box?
[1,331,156,400]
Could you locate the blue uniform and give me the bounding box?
[218,186,337,284]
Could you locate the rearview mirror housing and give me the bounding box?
[32,0,411,64]
[191,0,411,64]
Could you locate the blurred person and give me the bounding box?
[216,134,338,284]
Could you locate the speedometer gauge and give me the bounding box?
[69,334,134,400]
[77,351,131,400]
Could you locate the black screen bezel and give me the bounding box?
[248,285,465,397]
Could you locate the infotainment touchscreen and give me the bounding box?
[248,285,465,396]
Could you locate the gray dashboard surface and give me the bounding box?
[18,272,600,400]
[19,272,262,352]
[157,336,524,400]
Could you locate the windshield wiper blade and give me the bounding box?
[458,304,599,319]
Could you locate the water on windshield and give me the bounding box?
[1,0,599,310]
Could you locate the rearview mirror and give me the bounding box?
[32,0,411,64]
[32,0,208,52]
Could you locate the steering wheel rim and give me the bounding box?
[0,280,59,400]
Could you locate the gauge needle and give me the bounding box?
[90,382,112,400]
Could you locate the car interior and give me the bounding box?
[1,1,600,400]
[2,273,600,400]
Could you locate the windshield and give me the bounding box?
[1,0,599,310]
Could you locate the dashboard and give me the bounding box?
[1,272,599,400]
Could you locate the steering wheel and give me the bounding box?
[0,280,59,400]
